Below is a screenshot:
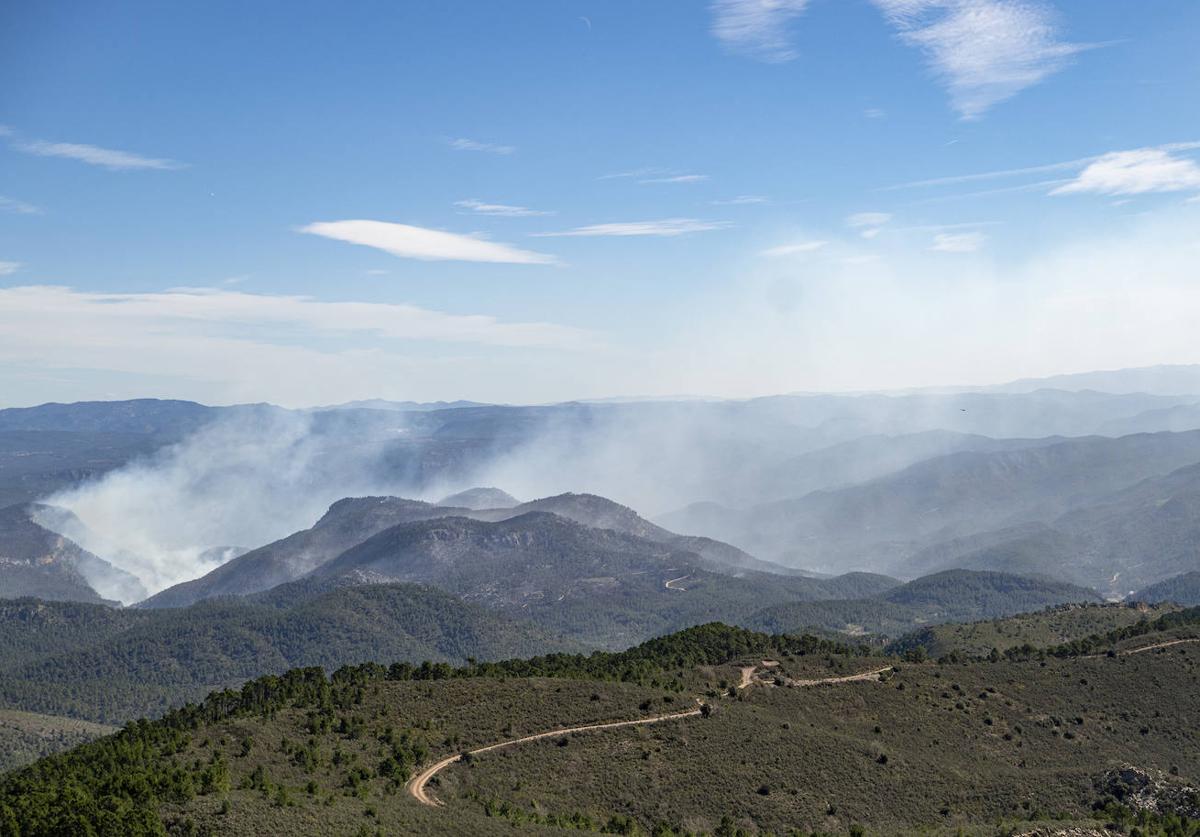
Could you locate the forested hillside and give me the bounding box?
[2,619,1197,835]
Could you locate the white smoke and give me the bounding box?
[45,408,425,598]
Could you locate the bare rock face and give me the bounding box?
[1097,765,1200,818]
[0,504,145,605]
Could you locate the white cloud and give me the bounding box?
[600,167,660,180]
[455,198,554,217]
[847,212,893,227]
[0,195,42,215]
[0,286,597,407]
[761,240,828,256]
[711,195,769,205]
[864,108,887,119]
[872,0,1090,119]
[602,167,706,184]
[639,174,709,184]
[14,139,183,170]
[448,137,515,155]
[710,0,812,62]
[300,219,557,264]
[0,285,585,348]
[531,218,731,237]
[846,211,892,238]
[888,142,1200,201]
[0,261,21,275]
[1051,148,1200,196]
[931,231,986,252]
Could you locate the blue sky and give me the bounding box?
[2,0,1199,406]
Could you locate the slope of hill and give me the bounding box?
[887,602,1181,659]
[307,512,838,647]
[139,496,473,608]
[438,486,519,509]
[143,492,802,610]
[0,598,149,674]
[743,570,1102,638]
[902,460,1200,595]
[0,504,145,604]
[1137,572,1200,606]
[0,709,116,773]
[2,621,1196,835]
[747,429,1067,504]
[661,430,1200,575]
[0,582,577,724]
[480,493,803,576]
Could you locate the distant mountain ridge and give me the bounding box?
[743,569,1102,637]
[898,460,1200,595]
[989,364,1200,396]
[660,430,1200,585]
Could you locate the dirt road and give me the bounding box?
[407,704,702,806]
[1120,637,1200,655]
[664,574,690,590]
[786,665,894,687]
[408,662,894,807]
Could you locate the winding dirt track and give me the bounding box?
[1081,636,1200,659]
[406,704,702,806]
[664,574,691,590]
[407,662,893,807]
[1119,637,1200,655]
[785,665,894,687]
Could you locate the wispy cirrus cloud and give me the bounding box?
[710,0,812,63]
[448,137,515,155]
[871,0,1093,119]
[1051,148,1200,196]
[300,219,557,264]
[455,198,554,217]
[711,195,769,205]
[601,167,708,184]
[761,240,827,256]
[0,285,585,350]
[931,231,987,252]
[0,285,595,407]
[639,173,709,184]
[0,195,43,215]
[709,0,1088,116]
[13,137,184,170]
[886,142,1200,199]
[531,218,731,237]
[0,262,22,275]
[846,211,892,238]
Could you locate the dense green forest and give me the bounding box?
[0,583,579,723]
